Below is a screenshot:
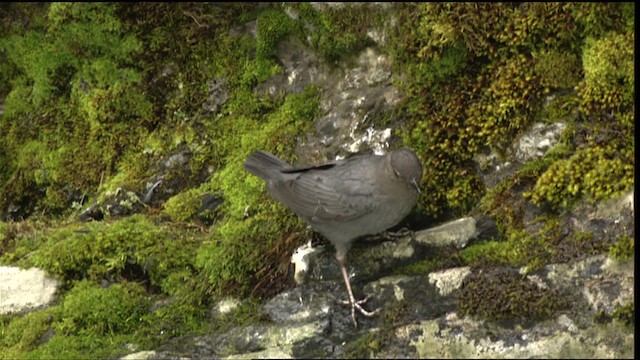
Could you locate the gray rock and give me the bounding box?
[0,266,59,314]
[475,121,567,189]
[414,217,478,248]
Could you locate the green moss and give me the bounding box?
[134,294,209,348]
[295,3,379,62]
[612,302,634,328]
[256,8,298,60]
[533,49,582,90]
[460,219,566,271]
[163,189,207,222]
[526,146,634,209]
[55,280,149,336]
[455,267,566,321]
[0,2,151,218]
[195,86,320,296]
[0,280,154,359]
[392,258,441,276]
[0,308,53,354]
[608,235,634,261]
[1,215,203,293]
[344,300,410,358]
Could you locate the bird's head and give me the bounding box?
[389,148,423,193]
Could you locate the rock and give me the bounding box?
[414,217,478,248]
[404,313,633,358]
[475,121,567,189]
[0,266,59,314]
[263,287,333,324]
[514,122,567,163]
[128,249,633,358]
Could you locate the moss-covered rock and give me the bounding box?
[455,267,566,320]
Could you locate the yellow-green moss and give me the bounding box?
[55,280,149,336]
[393,3,632,218]
[0,308,54,355]
[609,235,634,261]
[459,221,559,271]
[163,189,207,223]
[294,3,381,63]
[533,49,582,90]
[256,8,298,60]
[526,146,634,209]
[612,302,634,328]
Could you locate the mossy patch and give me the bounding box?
[612,302,634,328]
[344,300,411,358]
[455,267,567,321]
[608,235,634,261]
[55,280,150,336]
[0,308,54,356]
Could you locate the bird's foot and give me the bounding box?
[339,294,380,327]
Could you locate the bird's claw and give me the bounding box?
[339,294,380,327]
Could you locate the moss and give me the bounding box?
[1,215,204,293]
[392,258,441,276]
[533,49,582,90]
[0,308,53,354]
[344,300,410,358]
[460,219,567,271]
[579,30,634,113]
[294,3,379,62]
[55,280,149,336]
[134,295,210,348]
[0,280,153,359]
[256,8,298,60]
[0,2,150,218]
[344,331,380,359]
[537,93,580,124]
[391,3,632,218]
[612,302,634,328]
[608,235,634,261]
[526,146,634,209]
[162,188,207,223]
[455,267,566,321]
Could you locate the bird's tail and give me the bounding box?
[244,151,292,180]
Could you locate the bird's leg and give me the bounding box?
[336,252,380,327]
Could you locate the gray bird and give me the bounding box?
[244,148,422,326]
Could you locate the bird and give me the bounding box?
[244,148,423,326]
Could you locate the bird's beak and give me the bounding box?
[412,178,421,194]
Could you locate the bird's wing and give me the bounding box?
[268,163,377,223]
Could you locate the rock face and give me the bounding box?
[255,35,401,163]
[120,220,633,359]
[0,266,59,314]
[119,7,633,359]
